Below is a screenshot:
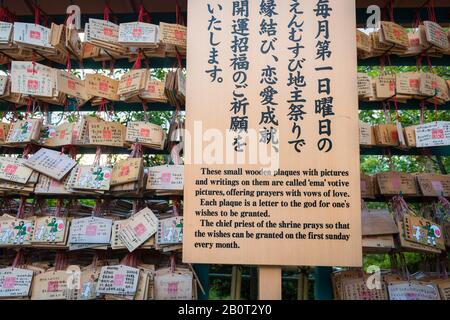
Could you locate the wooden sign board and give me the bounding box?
[0,267,33,298]
[415,121,450,148]
[423,21,449,50]
[388,282,440,300]
[380,21,409,48]
[184,0,361,266]
[118,207,158,252]
[96,265,140,296]
[6,118,42,144]
[159,22,187,48]
[359,122,375,146]
[25,148,77,181]
[13,22,52,49]
[76,268,101,300]
[34,174,71,195]
[42,122,76,147]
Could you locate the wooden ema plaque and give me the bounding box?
[31,216,68,244]
[111,158,143,186]
[88,121,125,147]
[96,265,140,296]
[154,267,193,300]
[388,281,440,300]
[376,172,418,196]
[25,148,76,181]
[184,0,361,266]
[30,270,69,300]
[56,70,91,101]
[85,74,120,101]
[0,215,34,246]
[146,165,184,191]
[0,267,33,298]
[0,157,34,184]
[403,214,445,250]
[68,217,112,245]
[415,121,450,148]
[118,207,158,252]
[416,173,450,197]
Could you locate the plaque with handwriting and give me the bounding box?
[10,61,54,97]
[118,207,158,252]
[146,165,184,191]
[88,121,125,147]
[415,121,450,148]
[125,121,165,147]
[25,148,76,181]
[56,70,90,100]
[0,267,34,298]
[118,22,159,45]
[30,270,69,300]
[111,158,143,186]
[85,74,120,101]
[159,22,187,48]
[13,22,52,48]
[0,157,34,184]
[96,265,140,296]
[68,216,112,244]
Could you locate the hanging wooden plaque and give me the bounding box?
[25,148,77,181]
[0,267,33,298]
[118,207,158,252]
[96,265,140,296]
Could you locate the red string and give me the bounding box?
[66,51,71,72]
[138,4,145,22]
[133,52,142,69]
[12,249,23,268]
[25,98,32,118]
[175,48,182,69]
[55,198,63,217]
[34,5,40,25]
[103,2,110,21]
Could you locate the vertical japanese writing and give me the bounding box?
[205,3,223,83]
[314,0,334,152]
[230,0,249,152]
[286,0,307,153]
[258,0,279,153]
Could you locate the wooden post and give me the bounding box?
[230,266,242,300]
[258,266,282,300]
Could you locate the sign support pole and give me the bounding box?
[258,266,282,300]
